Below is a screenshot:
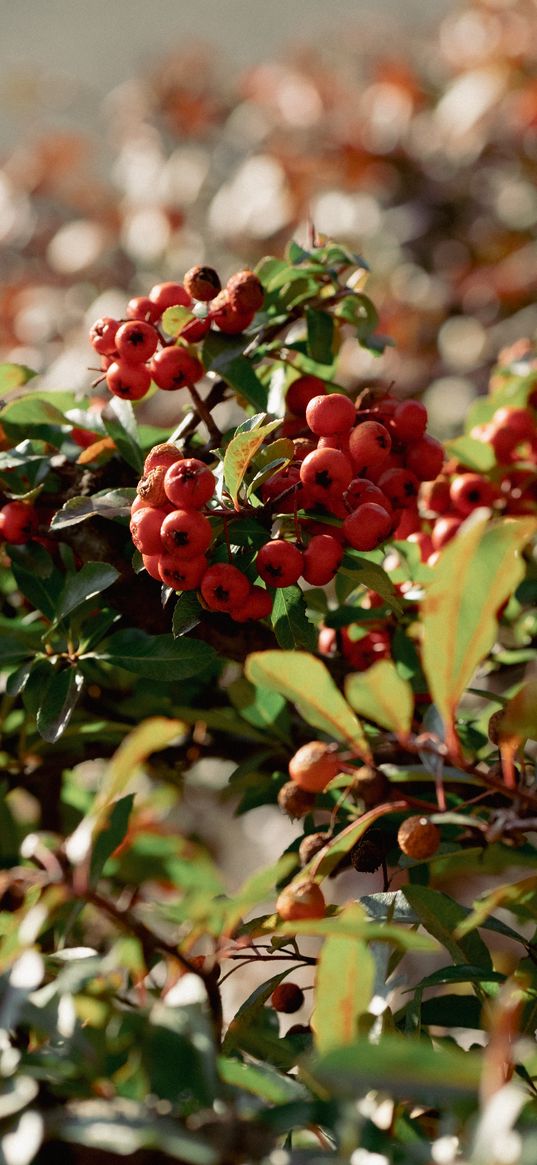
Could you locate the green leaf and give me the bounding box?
[499,678,537,744]
[10,558,64,621]
[228,677,289,737]
[94,629,217,680]
[445,435,495,472]
[36,667,84,743]
[202,333,267,411]
[0,363,37,395]
[102,397,143,472]
[218,1056,306,1103]
[53,1099,217,1164]
[419,995,484,1029]
[50,488,134,529]
[411,964,505,992]
[245,650,371,759]
[222,970,294,1055]
[161,305,196,336]
[345,660,414,740]
[172,591,203,637]
[313,905,375,1052]
[306,308,334,364]
[271,586,318,651]
[274,915,436,951]
[402,885,493,969]
[90,794,135,883]
[223,416,280,506]
[338,552,403,612]
[311,1034,482,1100]
[455,875,537,937]
[56,563,120,623]
[421,514,536,749]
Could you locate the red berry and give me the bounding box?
[343,502,392,551]
[179,316,210,343]
[144,443,183,474]
[392,399,428,442]
[164,459,215,509]
[256,540,304,588]
[346,477,393,512]
[276,880,325,922]
[150,345,204,390]
[405,435,444,482]
[340,627,391,670]
[450,473,498,515]
[492,407,535,442]
[421,478,452,516]
[160,509,213,558]
[289,741,340,793]
[231,585,273,622]
[115,321,159,364]
[89,317,119,356]
[407,531,434,561]
[348,421,392,476]
[148,282,191,311]
[0,501,39,544]
[129,507,166,555]
[306,393,355,437]
[391,505,420,539]
[183,265,221,302]
[376,468,420,510]
[431,516,463,550]
[286,375,327,417]
[302,534,343,586]
[226,269,264,312]
[271,983,305,1013]
[159,553,207,591]
[317,433,351,456]
[200,563,251,612]
[299,448,353,505]
[142,553,163,581]
[106,360,151,401]
[126,296,161,324]
[210,291,255,334]
[260,466,301,511]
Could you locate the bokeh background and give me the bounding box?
[1,0,537,433]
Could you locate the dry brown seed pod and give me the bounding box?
[184,265,221,301]
[298,832,329,866]
[350,829,385,873]
[227,269,264,312]
[137,466,168,507]
[397,816,440,859]
[277,781,315,820]
[350,765,389,807]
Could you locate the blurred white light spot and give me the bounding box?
[424,376,476,432]
[438,316,486,370]
[164,973,207,1008]
[312,191,381,238]
[58,993,77,1038]
[431,1136,460,1165]
[277,74,323,128]
[435,67,506,139]
[159,146,210,207]
[47,220,106,274]
[121,207,170,263]
[18,904,48,946]
[351,1151,389,1165]
[495,178,537,229]
[9,950,44,991]
[3,1110,44,1165]
[208,156,292,239]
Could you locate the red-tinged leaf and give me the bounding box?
[421,514,536,753]
[223,417,280,508]
[345,659,414,741]
[245,650,371,759]
[312,904,375,1053]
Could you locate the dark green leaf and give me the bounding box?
[403,886,493,969]
[339,553,403,612]
[94,629,217,680]
[90,794,135,883]
[10,559,64,621]
[419,995,484,1029]
[50,488,135,529]
[311,1035,482,1099]
[271,586,318,651]
[56,563,120,623]
[36,667,84,743]
[102,397,143,472]
[172,592,203,637]
[306,308,334,364]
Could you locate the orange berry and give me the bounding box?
[289,741,341,793]
[397,816,440,859]
[276,880,326,921]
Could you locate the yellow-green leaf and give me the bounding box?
[313,904,375,1052]
[245,650,371,759]
[421,515,536,749]
[223,418,281,508]
[345,659,413,741]
[65,718,184,863]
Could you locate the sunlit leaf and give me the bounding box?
[313,904,375,1052]
[223,416,280,507]
[245,650,371,759]
[345,659,414,740]
[311,1034,482,1098]
[403,885,493,969]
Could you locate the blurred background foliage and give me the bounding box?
[1,0,537,438]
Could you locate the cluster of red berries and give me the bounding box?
[263,378,444,565]
[404,400,537,566]
[89,266,264,402]
[131,442,274,621]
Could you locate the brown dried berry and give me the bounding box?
[488,709,505,745]
[298,832,328,866]
[397,816,440,859]
[137,466,168,507]
[350,765,389,807]
[143,443,183,474]
[277,782,315,820]
[350,830,384,873]
[227,269,264,313]
[183,265,222,302]
[271,982,305,1013]
[276,880,326,922]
